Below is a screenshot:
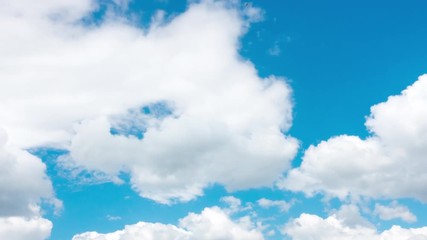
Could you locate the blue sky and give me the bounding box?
[1,0,427,239]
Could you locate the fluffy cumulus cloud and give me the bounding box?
[72,207,264,240]
[0,128,56,217]
[0,0,298,204]
[283,205,427,240]
[73,222,191,240]
[0,217,52,240]
[0,127,55,239]
[280,74,427,202]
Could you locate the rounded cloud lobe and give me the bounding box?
[72,207,264,240]
[0,127,54,239]
[281,74,427,202]
[0,217,52,240]
[283,208,427,240]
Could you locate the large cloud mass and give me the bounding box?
[0,127,54,240]
[0,217,52,240]
[281,74,427,202]
[0,127,55,217]
[0,0,298,204]
[72,207,264,240]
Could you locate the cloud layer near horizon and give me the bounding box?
[72,207,264,240]
[283,205,427,240]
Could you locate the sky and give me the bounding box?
[1,0,427,239]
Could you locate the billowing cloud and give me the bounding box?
[72,207,264,240]
[280,74,427,202]
[0,127,56,217]
[0,127,54,239]
[0,217,52,240]
[73,222,190,240]
[283,205,427,240]
[0,0,298,204]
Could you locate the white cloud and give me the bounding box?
[0,0,95,22]
[0,144,55,216]
[0,217,52,240]
[381,226,427,240]
[280,74,427,202]
[0,127,54,239]
[330,205,374,229]
[221,196,243,214]
[283,205,427,240]
[0,0,298,204]
[257,198,292,212]
[283,214,376,240]
[374,201,417,223]
[73,207,264,240]
[181,207,264,240]
[73,222,190,240]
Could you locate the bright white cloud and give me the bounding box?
[0,217,52,240]
[73,222,190,240]
[0,140,55,216]
[284,214,376,240]
[374,201,417,223]
[283,205,427,240]
[0,127,54,239]
[181,207,264,240]
[0,0,298,204]
[72,207,264,240]
[381,226,427,240]
[257,198,292,212]
[280,74,427,202]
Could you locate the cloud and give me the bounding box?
[257,198,292,212]
[221,196,243,214]
[0,0,298,204]
[0,127,55,239]
[283,205,427,240]
[280,74,427,202]
[0,0,95,22]
[0,139,56,216]
[73,222,190,240]
[0,217,52,240]
[374,201,417,223]
[72,207,264,240]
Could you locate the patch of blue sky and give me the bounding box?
[109,101,174,139]
[80,0,188,29]
[241,0,427,146]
